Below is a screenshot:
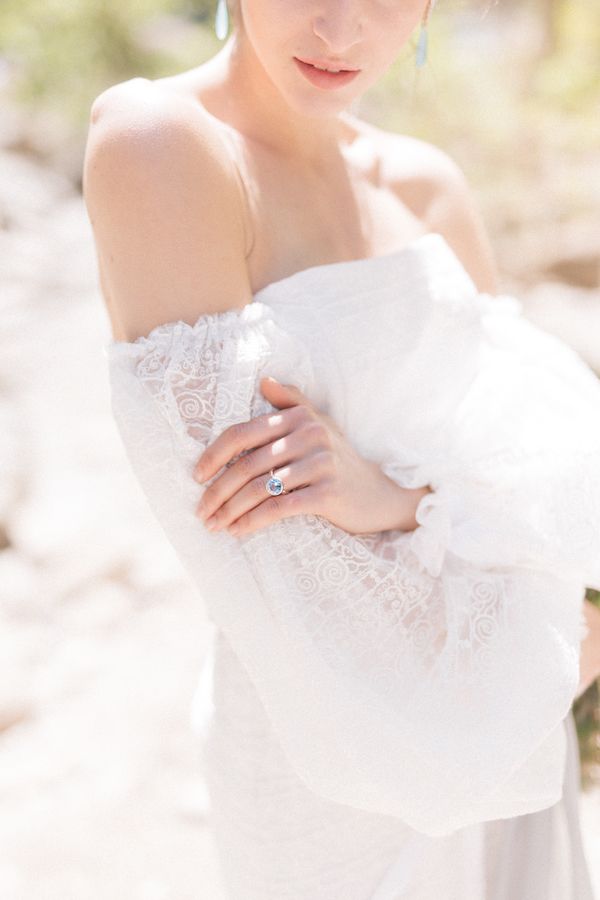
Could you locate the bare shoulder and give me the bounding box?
[83,76,252,342]
[365,124,499,295]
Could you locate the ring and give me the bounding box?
[265,468,288,496]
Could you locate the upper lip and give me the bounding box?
[296,56,360,72]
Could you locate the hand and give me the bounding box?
[193,376,429,537]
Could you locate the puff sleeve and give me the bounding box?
[105,296,598,837]
[380,292,600,591]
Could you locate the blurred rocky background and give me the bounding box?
[0,0,598,897]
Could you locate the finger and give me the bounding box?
[196,420,324,521]
[260,377,310,409]
[204,453,329,532]
[194,407,300,483]
[230,482,324,536]
[197,433,293,521]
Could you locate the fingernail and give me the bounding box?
[205,518,217,531]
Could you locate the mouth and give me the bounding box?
[293,57,361,90]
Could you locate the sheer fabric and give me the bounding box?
[105,232,600,838]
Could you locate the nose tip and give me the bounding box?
[312,14,362,52]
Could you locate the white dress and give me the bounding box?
[105,231,599,899]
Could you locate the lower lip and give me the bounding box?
[293,57,360,90]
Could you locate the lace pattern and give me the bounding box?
[106,273,600,835]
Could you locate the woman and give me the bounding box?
[83,1,600,897]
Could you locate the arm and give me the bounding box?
[575,598,600,699]
[422,150,500,296]
[392,140,600,689]
[193,389,434,537]
[107,305,585,836]
[388,136,500,296]
[100,95,599,836]
[83,76,252,341]
[84,79,430,539]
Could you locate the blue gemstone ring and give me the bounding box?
[265,468,288,496]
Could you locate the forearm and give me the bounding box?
[575,599,600,700]
[387,477,600,696]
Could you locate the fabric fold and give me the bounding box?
[105,294,597,837]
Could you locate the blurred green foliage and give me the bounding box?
[367,0,600,240]
[576,588,600,785]
[0,0,217,125]
[1,0,598,143]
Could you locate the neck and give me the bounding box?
[200,35,357,169]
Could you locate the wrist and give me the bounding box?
[393,483,434,532]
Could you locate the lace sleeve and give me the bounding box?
[105,299,591,837]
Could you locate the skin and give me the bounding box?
[187,0,600,697]
[576,599,600,700]
[195,376,431,536]
[166,0,495,539]
[87,0,495,540]
[150,0,500,297]
[200,0,430,164]
[84,0,600,695]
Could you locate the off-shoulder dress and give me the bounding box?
[105,232,599,899]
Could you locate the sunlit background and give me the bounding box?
[0,0,599,897]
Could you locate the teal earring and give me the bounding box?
[215,0,229,40]
[415,0,435,68]
[415,24,428,67]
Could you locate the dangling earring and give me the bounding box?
[215,0,229,40]
[415,0,435,68]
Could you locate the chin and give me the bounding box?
[296,99,355,118]
[285,83,364,118]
